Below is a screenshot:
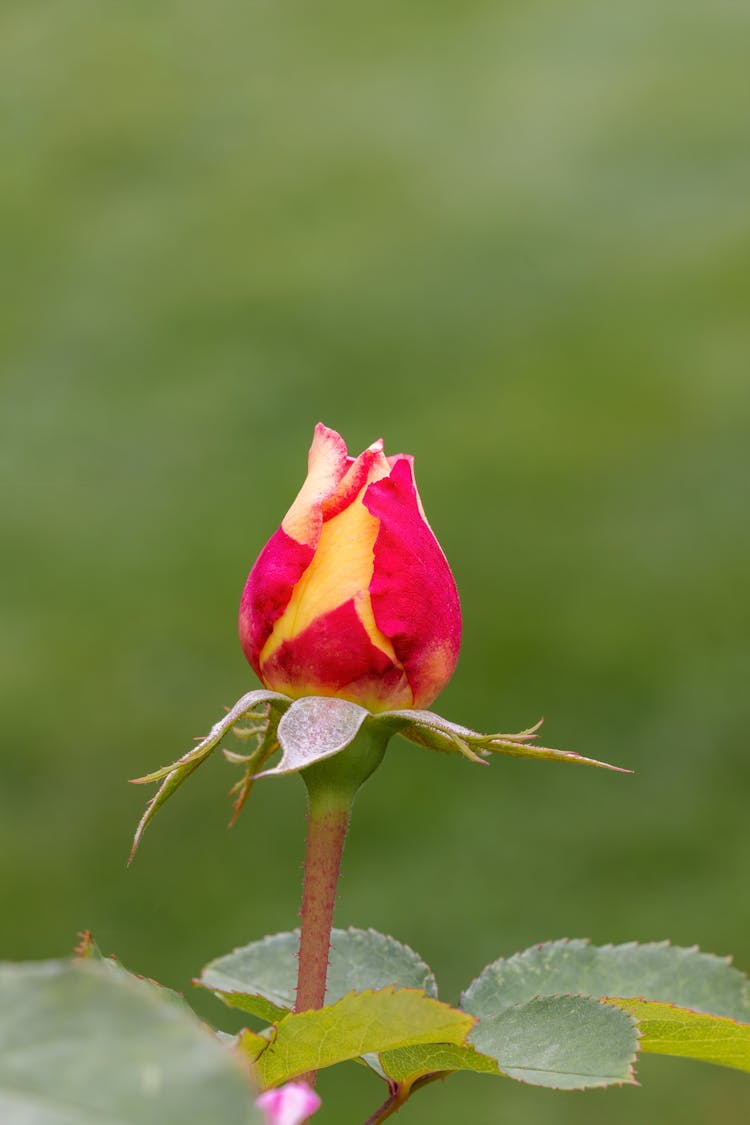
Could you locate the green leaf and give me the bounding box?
[254,697,370,777]
[197,927,437,1023]
[379,1042,500,1085]
[610,999,750,1073]
[462,939,750,1023]
[467,995,638,1089]
[462,939,750,1079]
[460,942,647,1088]
[238,1028,270,1063]
[378,998,637,1092]
[0,958,261,1123]
[251,988,475,1088]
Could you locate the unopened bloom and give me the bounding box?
[256,1082,321,1125]
[239,424,461,713]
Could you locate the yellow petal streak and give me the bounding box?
[260,490,399,670]
[281,426,346,546]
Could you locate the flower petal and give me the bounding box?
[364,457,461,709]
[239,528,314,677]
[256,1081,321,1125]
[321,439,389,521]
[260,598,412,712]
[281,423,349,547]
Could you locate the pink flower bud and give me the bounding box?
[256,1082,321,1125]
[239,424,461,713]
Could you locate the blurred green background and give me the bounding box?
[2,1,749,1121]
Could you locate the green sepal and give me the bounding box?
[253,696,373,778]
[129,693,627,863]
[225,708,282,825]
[128,689,290,862]
[377,709,630,773]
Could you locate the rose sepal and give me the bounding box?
[382,710,632,773]
[130,692,630,862]
[128,688,291,862]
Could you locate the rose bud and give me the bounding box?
[239,424,461,713]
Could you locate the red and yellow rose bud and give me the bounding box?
[239,424,461,713]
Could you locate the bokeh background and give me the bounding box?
[2,2,749,1122]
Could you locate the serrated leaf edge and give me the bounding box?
[251,986,477,1086]
[605,995,750,1029]
[471,994,641,1091]
[196,926,438,1011]
[460,937,745,1011]
[377,1039,503,1086]
[275,983,472,1022]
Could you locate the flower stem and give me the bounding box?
[361,1090,403,1124]
[293,725,390,1084]
[295,788,351,1015]
[361,1074,445,1124]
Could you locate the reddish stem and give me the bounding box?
[361,1074,446,1124]
[361,1090,402,1124]
[295,799,351,1015]
[291,727,389,1087]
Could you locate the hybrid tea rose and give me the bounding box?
[239,424,461,712]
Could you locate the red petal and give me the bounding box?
[321,441,386,522]
[364,457,461,708]
[239,527,314,677]
[260,598,411,711]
